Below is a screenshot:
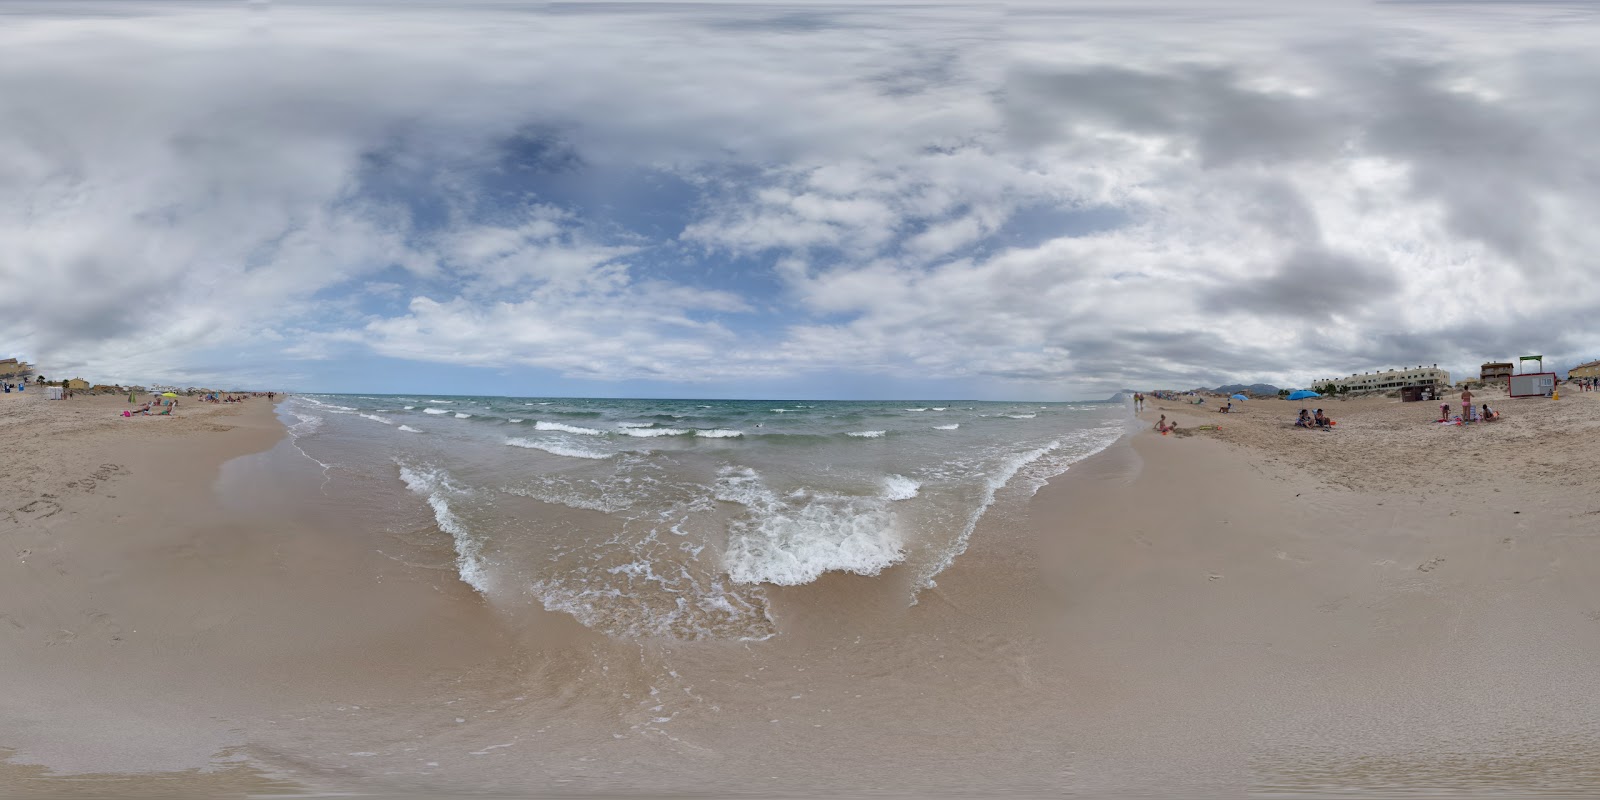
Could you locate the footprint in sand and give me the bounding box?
[1417,557,1446,573]
[16,498,62,520]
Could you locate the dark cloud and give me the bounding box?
[1203,247,1399,320]
[1004,65,1346,167]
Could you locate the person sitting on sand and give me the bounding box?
[1481,403,1499,421]
[1154,414,1168,431]
[1295,409,1312,428]
[1218,402,1232,413]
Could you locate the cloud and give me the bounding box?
[2,1,1599,396]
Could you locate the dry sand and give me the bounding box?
[3,386,1599,797]
[1030,387,1600,795]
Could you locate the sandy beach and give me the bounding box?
[3,387,1599,796]
[1032,388,1600,795]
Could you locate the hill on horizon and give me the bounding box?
[1214,383,1282,396]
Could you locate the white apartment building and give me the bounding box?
[1312,365,1452,392]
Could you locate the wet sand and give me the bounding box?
[0,393,512,795]
[4,387,1600,796]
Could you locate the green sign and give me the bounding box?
[1520,355,1543,361]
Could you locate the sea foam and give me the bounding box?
[719,466,904,586]
[535,421,603,436]
[397,463,488,594]
[505,437,610,460]
[882,474,921,501]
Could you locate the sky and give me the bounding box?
[2,0,1599,400]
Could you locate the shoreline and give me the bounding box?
[0,394,514,795]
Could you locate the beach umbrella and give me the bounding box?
[1230,393,1248,401]
[162,392,178,397]
[1286,390,1321,401]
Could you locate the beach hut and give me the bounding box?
[1509,373,1556,398]
[45,386,63,400]
[1509,355,1557,398]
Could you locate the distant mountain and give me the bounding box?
[1214,383,1281,396]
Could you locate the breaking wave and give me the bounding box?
[505,437,611,460]
[535,421,604,436]
[719,466,904,586]
[397,462,488,594]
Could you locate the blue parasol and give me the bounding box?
[1231,393,1248,401]
[1286,390,1321,401]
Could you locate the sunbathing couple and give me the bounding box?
[123,399,176,417]
[1295,408,1334,429]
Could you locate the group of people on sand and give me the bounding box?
[123,398,177,417]
[1575,377,1597,392]
[1295,408,1335,429]
[1438,387,1499,425]
[1154,414,1179,434]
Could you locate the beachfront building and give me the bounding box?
[1480,362,1514,381]
[0,358,34,378]
[1571,359,1600,380]
[66,378,90,390]
[1312,365,1452,392]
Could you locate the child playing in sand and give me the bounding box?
[1439,403,1451,423]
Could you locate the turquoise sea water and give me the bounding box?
[281,395,1127,640]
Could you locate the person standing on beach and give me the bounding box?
[1460,387,1474,423]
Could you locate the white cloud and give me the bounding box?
[2,2,1599,395]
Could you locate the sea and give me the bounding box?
[279,395,1128,642]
